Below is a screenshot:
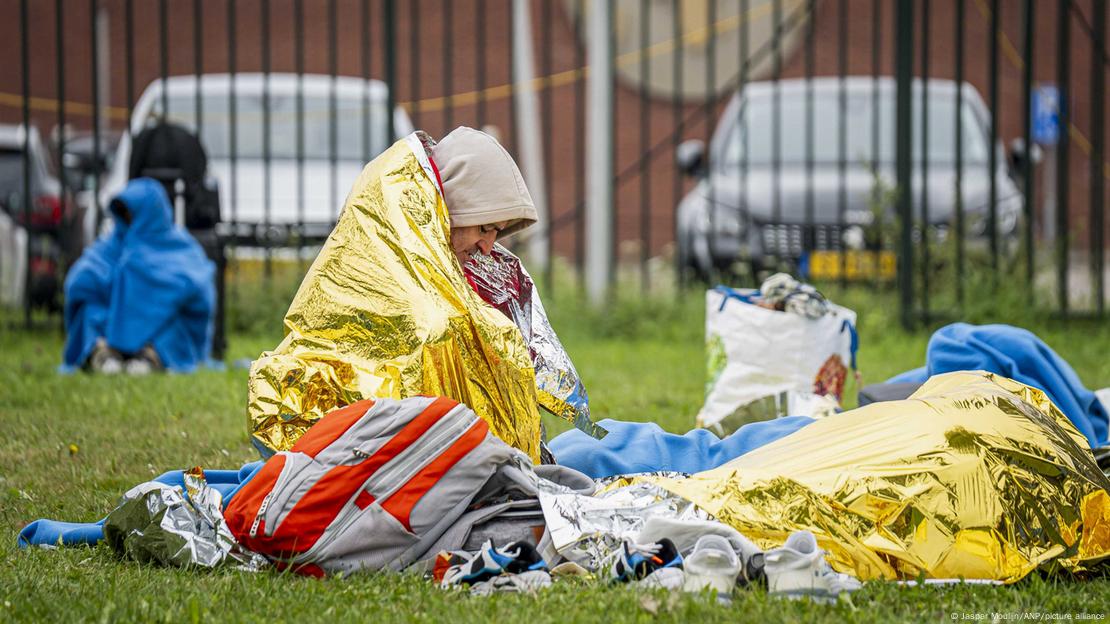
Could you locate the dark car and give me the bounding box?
[675,77,1023,280]
[0,124,79,309]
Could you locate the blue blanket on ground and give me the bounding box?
[549,417,814,479]
[62,178,215,372]
[17,463,262,549]
[889,323,1108,448]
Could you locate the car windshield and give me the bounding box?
[151,91,391,161]
[723,88,991,166]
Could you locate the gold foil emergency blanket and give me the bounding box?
[102,467,268,570]
[650,372,1110,583]
[464,244,606,439]
[248,135,542,461]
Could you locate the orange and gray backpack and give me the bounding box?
[223,396,530,576]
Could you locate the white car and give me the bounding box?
[100,73,414,245]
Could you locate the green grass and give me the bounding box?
[2,277,1109,622]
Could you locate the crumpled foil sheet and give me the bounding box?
[536,475,710,571]
[464,245,606,439]
[247,134,541,461]
[103,467,268,570]
[649,371,1110,583]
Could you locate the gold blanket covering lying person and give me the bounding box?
[247,134,541,461]
[651,371,1110,582]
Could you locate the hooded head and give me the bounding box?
[109,177,175,239]
[431,127,538,265]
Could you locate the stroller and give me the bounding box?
[128,122,227,361]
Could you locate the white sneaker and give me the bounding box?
[469,570,552,596]
[99,356,124,375]
[89,339,123,374]
[125,358,153,376]
[682,534,740,597]
[637,566,686,591]
[764,530,861,602]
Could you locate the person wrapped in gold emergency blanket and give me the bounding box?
[247,129,545,460]
[649,371,1110,583]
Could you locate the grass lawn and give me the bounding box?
[2,279,1109,623]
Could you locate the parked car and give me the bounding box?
[99,73,414,246]
[0,124,79,309]
[675,77,1024,280]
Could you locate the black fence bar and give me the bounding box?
[160,0,168,120]
[1091,0,1106,316]
[896,0,915,329]
[55,0,66,261]
[574,0,585,289]
[195,0,203,134]
[442,0,453,131]
[919,0,930,318]
[476,0,487,127]
[542,0,554,294]
[262,0,272,276]
[296,0,305,263]
[837,0,847,286]
[228,0,238,233]
[125,0,134,136]
[639,0,650,292]
[384,0,397,141]
[20,0,30,327]
[362,0,372,163]
[955,0,965,307]
[705,0,718,284]
[987,0,1000,277]
[743,0,753,263]
[1056,0,1070,315]
[1022,0,1035,290]
[804,0,813,257]
[329,0,339,223]
[871,0,882,289]
[408,0,420,131]
[771,0,782,242]
[89,0,101,250]
[507,4,518,160]
[608,5,616,288]
[671,0,683,289]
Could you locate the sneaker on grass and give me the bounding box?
[469,570,552,596]
[682,534,741,597]
[611,538,683,584]
[440,540,547,588]
[764,530,861,602]
[89,339,124,375]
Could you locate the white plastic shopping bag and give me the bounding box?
[696,286,857,435]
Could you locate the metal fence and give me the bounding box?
[1,0,1107,333]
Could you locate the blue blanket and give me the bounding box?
[18,463,262,549]
[889,323,1108,448]
[63,178,216,372]
[549,417,814,479]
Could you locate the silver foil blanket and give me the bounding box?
[536,474,709,571]
[464,245,606,439]
[103,468,268,570]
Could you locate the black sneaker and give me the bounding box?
[611,538,683,583]
[440,540,547,587]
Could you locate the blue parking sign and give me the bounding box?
[1032,85,1061,146]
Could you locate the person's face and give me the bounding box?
[450,220,510,265]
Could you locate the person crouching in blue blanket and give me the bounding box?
[61,178,216,375]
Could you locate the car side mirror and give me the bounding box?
[676,139,707,178]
